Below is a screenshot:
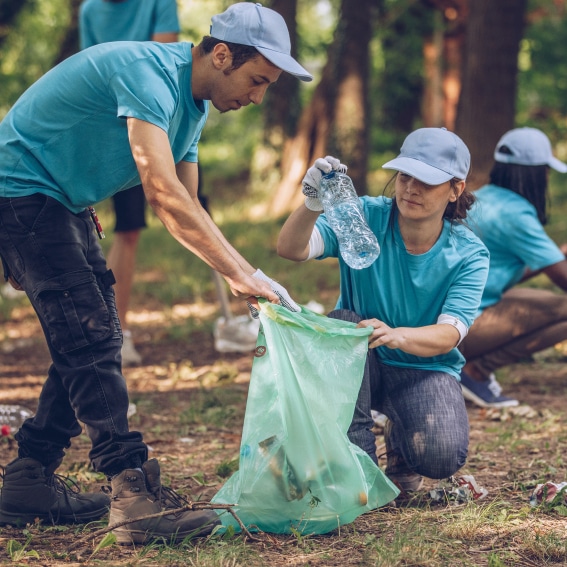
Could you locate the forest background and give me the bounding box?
[2,2,567,566]
[3,0,567,309]
[2,0,567,215]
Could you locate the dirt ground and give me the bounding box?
[1,299,567,566]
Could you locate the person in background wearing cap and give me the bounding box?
[277,128,489,494]
[0,2,310,544]
[459,127,567,409]
[79,0,182,367]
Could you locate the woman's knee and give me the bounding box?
[410,436,469,479]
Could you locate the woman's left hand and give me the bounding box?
[358,318,406,350]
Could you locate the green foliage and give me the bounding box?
[6,537,40,562]
[91,532,117,557]
[371,0,435,152]
[537,173,567,266]
[178,0,227,43]
[0,0,71,118]
[179,385,243,430]
[215,458,239,478]
[534,485,567,517]
[297,0,337,64]
[199,106,263,184]
[517,0,567,145]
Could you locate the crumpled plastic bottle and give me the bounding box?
[319,171,380,269]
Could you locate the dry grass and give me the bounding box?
[0,301,567,566]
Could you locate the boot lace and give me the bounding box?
[48,472,81,495]
[153,484,190,511]
[44,471,83,523]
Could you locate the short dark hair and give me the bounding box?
[489,159,549,224]
[198,36,260,71]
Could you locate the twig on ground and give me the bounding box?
[67,501,258,552]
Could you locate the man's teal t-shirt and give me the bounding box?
[315,196,489,378]
[79,0,180,48]
[467,184,565,312]
[0,42,208,213]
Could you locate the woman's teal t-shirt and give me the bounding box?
[315,196,489,378]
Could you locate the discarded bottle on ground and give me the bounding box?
[0,404,33,435]
[319,171,380,269]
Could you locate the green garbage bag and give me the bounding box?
[212,300,399,535]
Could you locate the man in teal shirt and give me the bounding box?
[0,2,311,545]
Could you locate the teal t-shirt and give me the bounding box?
[0,42,208,213]
[79,0,180,48]
[467,184,565,311]
[315,196,489,378]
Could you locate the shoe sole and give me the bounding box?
[461,385,520,408]
[0,506,109,526]
[113,523,218,545]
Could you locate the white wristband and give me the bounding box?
[437,314,468,346]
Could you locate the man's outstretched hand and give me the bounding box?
[247,268,301,318]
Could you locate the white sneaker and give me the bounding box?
[122,331,142,366]
[214,315,260,353]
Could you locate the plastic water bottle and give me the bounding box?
[319,171,380,269]
[0,404,33,436]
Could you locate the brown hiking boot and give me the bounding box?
[0,457,110,526]
[384,420,424,493]
[109,459,220,545]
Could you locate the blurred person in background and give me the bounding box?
[79,0,181,366]
[459,127,567,408]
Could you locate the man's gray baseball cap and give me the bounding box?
[210,2,312,82]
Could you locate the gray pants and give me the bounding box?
[329,310,469,480]
[459,287,567,376]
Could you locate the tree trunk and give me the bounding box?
[263,0,300,144]
[249,0,300,209]
[421,0,467,130]
[263,0,376,219]
[332,2,373,193]
[422,10,444,127]
[455,0,527,189]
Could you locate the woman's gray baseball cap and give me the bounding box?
[210,2,312,82]
[494,127,567,173]
[382,127,470,185]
